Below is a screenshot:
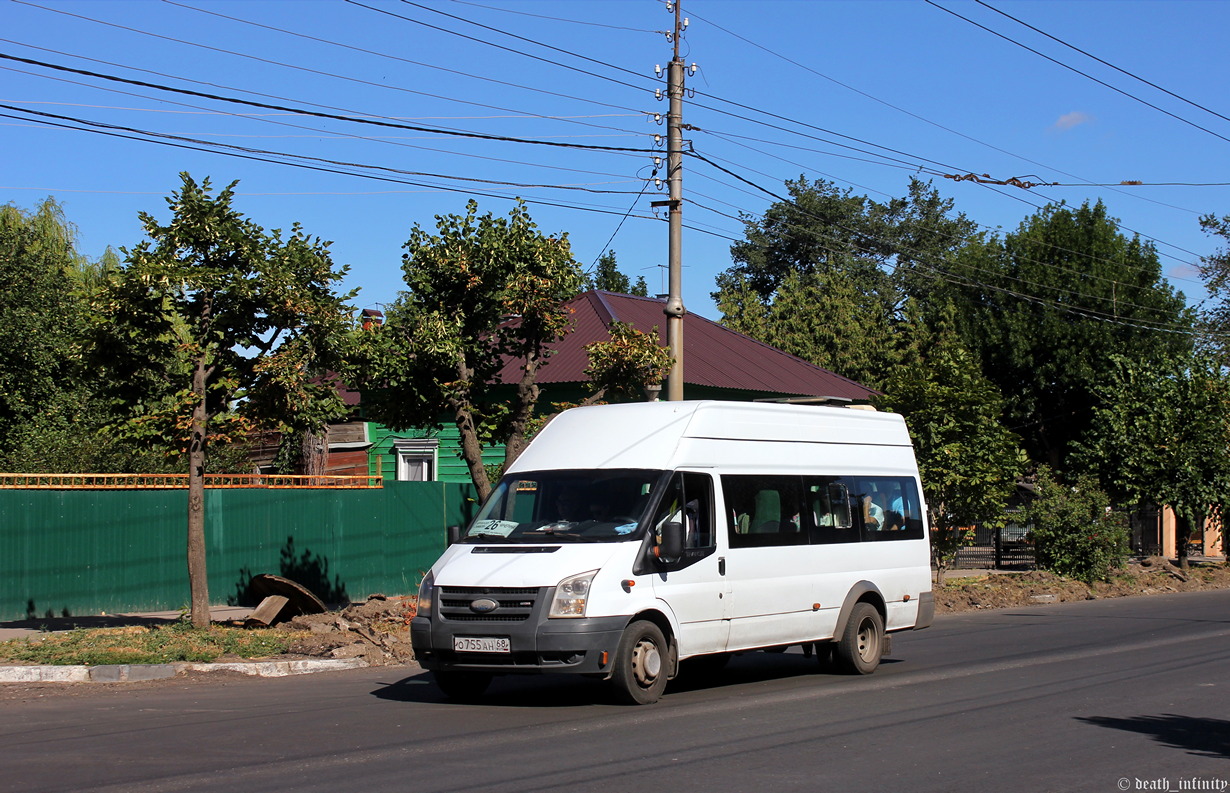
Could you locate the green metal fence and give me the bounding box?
[0,482,479,622]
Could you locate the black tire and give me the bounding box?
[611,620,670,705]
[835,602,884,675]
[433,670,492,702]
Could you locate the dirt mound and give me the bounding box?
[276,594,417,666]
[936,557,1230,613]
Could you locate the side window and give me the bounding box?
[681,472,715,550]
[644,472,716,570]
[723,475,808,548]
[851,476,925,542]
[806,478,860,545]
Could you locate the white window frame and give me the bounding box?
[393,438,439,482]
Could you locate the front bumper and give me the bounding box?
[412,614,628,675]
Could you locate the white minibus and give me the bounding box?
[411,400,933,704]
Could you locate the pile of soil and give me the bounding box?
[275,594,417,666]
[936,556,1230,613]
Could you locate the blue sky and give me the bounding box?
[2,0,1227,321]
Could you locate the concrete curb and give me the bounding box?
[0,657,368,683]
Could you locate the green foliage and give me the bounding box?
[0,622,303,665]
[945,200,1193,469]
[1073,352,1230,562]
[876,308,1025,574]
[720,177,974,302]
[590,249,630,293]
[587,249,649,296]
[349,199,584,499]
[97,173,355,452]
[718,266,897,389]
[1026,467,1130,584]
[1196,212,1230,366]
[0,199,89,458]
[583,321,673,402]
[715,177,978,387]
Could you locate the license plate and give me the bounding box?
[454,636,510,653]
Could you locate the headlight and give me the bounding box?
[416,571,434,619]
[549,570,598,618]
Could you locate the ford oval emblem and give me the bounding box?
[470,598,499,614]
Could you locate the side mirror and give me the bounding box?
[446,525,462,547]
[657,520,684,563]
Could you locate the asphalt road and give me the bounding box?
[3,590,1230,793]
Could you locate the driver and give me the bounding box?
[554,489,587,522]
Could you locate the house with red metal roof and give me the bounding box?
[362,290,878,484]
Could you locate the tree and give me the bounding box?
[946,200,1193,469]
[97,174,355,626]
[353,200,585,502]
[1195,212,1230,367]
[0,199,89,461]
[588,249,649,296]
[875,307,1025,582]
[1073,352,1230,568]
[1026,467,1129,584]
[715,177,979,387]
[717,265,897,390]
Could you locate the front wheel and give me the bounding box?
[835,602,884,675]
[611,620,670,705]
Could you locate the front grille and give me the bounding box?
[444,614,525,622]
[439,586,542,623]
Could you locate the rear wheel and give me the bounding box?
[433,670,492,702]
[835,602,883,675]
[611,620,670,705]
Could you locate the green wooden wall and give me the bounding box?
[367,423,504,484]
[0,482,478,623]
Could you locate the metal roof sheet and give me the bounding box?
[498,291,876,399]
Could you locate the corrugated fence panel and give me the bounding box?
[0,483,479,622]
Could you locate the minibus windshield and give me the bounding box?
[462,469,664,543]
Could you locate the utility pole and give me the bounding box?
[660,1,687,401]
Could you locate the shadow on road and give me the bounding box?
[1077,714,1230,759]
[0,613,179,632]
[371,649,903,707]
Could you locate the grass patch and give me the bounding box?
[0,622,309,666]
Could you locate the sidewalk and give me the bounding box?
[0,605,374,683]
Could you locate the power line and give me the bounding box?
[686,143,1207,296]
[3,103,648,195]
[0,56,650,181]
[687,151,1204,333]
[689,5,1204,220]
[446,0,660,34]
[0,107,671,222]
[0,99,645,122]
[974,0,1230,128]
[344,0,649,94]
[398,0,654,84]
[925,0,1230,147]
[14,1,651,135]
[0,52,661,155]
[158,0,651,128]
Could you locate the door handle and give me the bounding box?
[718,556,726,576]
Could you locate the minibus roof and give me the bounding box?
[509,400,912,473]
